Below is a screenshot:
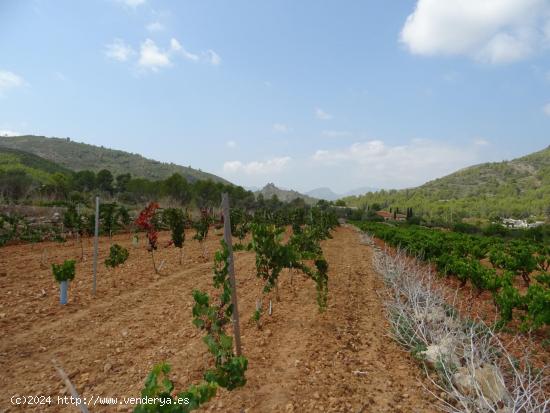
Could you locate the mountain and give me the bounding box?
[344,146,550,220]
[256,183,318,205]
[0,147,71,183]
[306,187,340,201]
[306,186,380,201]
[0,135,229,184]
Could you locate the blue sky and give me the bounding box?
[1,0,549,192]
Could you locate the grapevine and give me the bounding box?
[135,240,247,413]
[359,221,550,330]
[104,244,129,268]
[193,208,211,258]
[163,208,188,264]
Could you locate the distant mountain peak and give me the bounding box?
[306,186,380,201]
[256,183,318,205]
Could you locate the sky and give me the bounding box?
[1,0,550,193]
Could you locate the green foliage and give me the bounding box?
[249,223,300,293]
[243,206,337,316]
[193,210,211,243]
[52,259,76,283]
[115,173,131,193]
[522,285,550,330]
[313,258,329,310]
[230,208,250,243]
[136,240,247,413]
[0,135,229,184]
[344,146,550,221]
[358,221,550,330]
[0,169,35,200]
[96,169,114,193]
[63,203,85,236]
[0,213,66,246]
[133,362,217,413]
[163,208,187,249]
[117,205,131,227]
[163,173,192,205]
[104,244,129,268]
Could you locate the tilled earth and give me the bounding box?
[0,226,437,412]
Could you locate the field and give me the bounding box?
[0,226,438,413]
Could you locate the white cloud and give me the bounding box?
[171,38,199,61]
[105,39,135,62]
[400,0,550,64]
[223,157,291,175]
[312,139,485,188]
[273,123,290,133]
[226,140,237,148]
[0,70,25,94]
[146,21,164,32]
[315,108,333,120]
[543,103,550,116]
[108,38,220,71]
[116,0,146,7]
[204,49,221,66]
[138,39,171,70]
[322,130,351,137]
[474,138,490,146]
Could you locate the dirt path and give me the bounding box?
[0,226,437,412]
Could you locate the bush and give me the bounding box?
[105,244,129,268]
[52,260,76,283]
[452,222,481,234]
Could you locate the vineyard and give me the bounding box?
[0,198,451,412]
[4,1,550,410]
[355,222,550,332]
[1,196,549,412]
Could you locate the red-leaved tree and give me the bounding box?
[135,202,160,273]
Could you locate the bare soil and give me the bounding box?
[0,226,438,413]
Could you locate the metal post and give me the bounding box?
[92,196,99,295]
[221,193,242,356]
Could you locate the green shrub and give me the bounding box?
[52,260,76,283]
[105,244,129,268]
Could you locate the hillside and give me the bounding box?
[344,145,550,220]
[0,147,71,183]
[257,183,318,205]
[306,187,340,201]
[0,135,229,184]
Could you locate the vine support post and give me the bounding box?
[52,359,90,413]
[222,193,242,356]
[92,196,100,296]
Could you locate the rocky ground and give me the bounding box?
[0,226,438,412]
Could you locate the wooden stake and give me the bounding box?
[52,359,90,413]
[221,193,242,356]
[92,196,99,295]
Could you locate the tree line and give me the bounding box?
[0,167,259,210]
